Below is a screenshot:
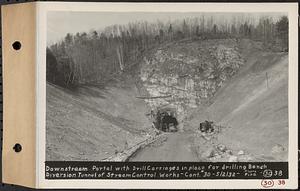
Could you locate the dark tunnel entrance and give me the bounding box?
[151,108,179,132]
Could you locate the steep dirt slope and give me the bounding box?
[187,39,288,161]
[46,78,154,161]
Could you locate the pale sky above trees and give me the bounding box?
[47,12,286,45]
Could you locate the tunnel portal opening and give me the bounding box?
[151,108,179,132]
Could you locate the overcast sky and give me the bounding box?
[47,12,286,45]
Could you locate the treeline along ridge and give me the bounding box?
[46,15,288,87]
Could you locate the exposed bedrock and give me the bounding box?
[139,39,244,130]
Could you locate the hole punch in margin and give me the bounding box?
[12,41,21,50]
[13,143,22,152]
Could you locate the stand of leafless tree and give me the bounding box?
[47,15,288,87]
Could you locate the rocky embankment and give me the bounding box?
[188,39,288,162]
[137,38,288,162]
[139,39,244,129]
[192,123,286,162]
[192,124,257,162]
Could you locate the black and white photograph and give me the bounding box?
[46,11,289,163]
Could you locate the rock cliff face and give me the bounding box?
[139,39,244,128]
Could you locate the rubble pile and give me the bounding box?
[193,122,256,162]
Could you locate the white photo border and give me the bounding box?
[36,2,298,189]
